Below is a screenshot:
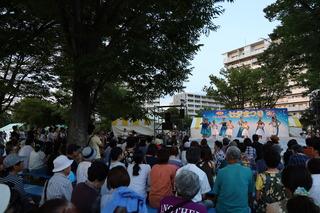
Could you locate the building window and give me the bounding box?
[188,99,194,102]
[194,95,201,98]
[187,94,193,97]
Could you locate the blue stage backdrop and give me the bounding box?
[202,108,289,138]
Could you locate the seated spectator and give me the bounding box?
[244,138,256,162]
[255,148,286,213]
[66,144,81,174]
[238,142,251,168]
[168,146,183,168]
[101,166,147,213]
[256,146,284,173]
[40,155,73,205]
[213,146,254,213]
[159,170,207,213]
[72,161,108,213]
[149,148,177,208]
[252,134,263,162]
[213,140,225,170]
[28,142,46,173]
[307,158,320,205]
[127,150,151,197]
[197,146,215,189]
[145,143,158,168]
[200,139,209,148]
[177,147,212,207]
[270,135,282,154]
[288,144,310,167]
[18,138,34,170]
[283,139,298,167]
[108,147,125,169]
[281,166,313,199]
[76,146,97,184]
[39,198,78,213]
[287,194,320,213]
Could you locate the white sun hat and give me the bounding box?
[52,155,74,173]
[0,184,10,212]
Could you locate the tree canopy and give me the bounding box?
[204,66,290,109]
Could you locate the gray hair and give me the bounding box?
[175,170,200,199]
[226,146,241,161]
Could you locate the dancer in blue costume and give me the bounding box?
[200,117,211,138]
[219,118,227,137]
[237,117,244,137]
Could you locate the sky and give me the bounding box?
[161,0,278,105]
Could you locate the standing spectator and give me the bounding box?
[255,148,286,213]
[123,140,136,166]
[127,150,151,197]
[108,147,125,169]
[244,138,256,161]
[10,125,20,141]
[283,139,298,167]
[168,146,183,168]
[47,127,55,143]
[104,140,117,164]
[177,147,212,206]
[149,148,177,208]
[307,158,320,205]
[76,146,97,184]
[222,138,230,153]
[197,147,215,189]
[213,146,254,213]
[159,170,207,213]
[18,138,34,170]
[88,124,103,159]
[252,134,263,161]
[213,140,225,170]
[66,144,81,174]
[145,143,158,168]
[72,161,108,213]
[287,144,310,167]
[40,155,73,205]
[28,142,47,173]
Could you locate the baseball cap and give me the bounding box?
[3,154,23,168]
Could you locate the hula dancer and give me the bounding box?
[255,119,265,138]
[269,116,281,136]
[200,117,211,138]
[211,120,219,138]
[219,118,227,137]
[241,121,250,138]
[237,117,245,137]
[226,120,235,138]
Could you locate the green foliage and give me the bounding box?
[163,107,191,130]
[0,112,12,127]
[204,66,290,109]
[12,98,67,127]
[261,0,320,93]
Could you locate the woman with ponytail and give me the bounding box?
[127,150,151,197]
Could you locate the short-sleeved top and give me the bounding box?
[213,163,253,213]
[89,135,102,159]
[127,163,151,197]
[176,163,211,203]
[149,164,177,208]
[159,196,207,213]
[76,161,92,184]
[71,182,99,213]
[29,150,46,170]
[18,145,34,169]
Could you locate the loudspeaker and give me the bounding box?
[162,122,173,130]
[165,112,171,123]
[179,109,185,118]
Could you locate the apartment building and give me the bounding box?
[172,92,223,117]
[223,39,309,117]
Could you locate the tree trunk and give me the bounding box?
[68,79,92,146]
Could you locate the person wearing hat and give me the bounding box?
[76,146,97,184]
[0,154,26,197]
[159,170,207,213]
[40,155,73,205]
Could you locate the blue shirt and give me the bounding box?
[214,163,253,213]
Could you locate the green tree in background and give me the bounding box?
[261,0,320,93]
[204,66,289,109]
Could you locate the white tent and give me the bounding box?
[111,119,154,138]
[0,123,24,141]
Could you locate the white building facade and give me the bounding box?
[172,92,223,117]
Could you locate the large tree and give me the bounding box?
[204,66,290,109]
[11,0,234,145]
[261,0,320,92]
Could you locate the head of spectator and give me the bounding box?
[307,158,320,175]
[237,142,246,153]
[38,198,78,213]
[214,140,223,151]
[88,161,108,189]
[292,144,304,154]
[225,146,241,164]
[157,148,170,164]
[110,147,123,162]
[146,143,158,157]
[252,134,259,143]
[170,146,179,158]
[264,147,281,169]
[190,141,199,147]
[281,166,313,197]
[186,147,201,164]
[3,154,24,175]
[243,138,252,147]
[81,146,97,162]
[287,139,298,150]
[200,146,213,162]
[52,155,73,176]
[107,166,130,190]
[287,195,319,213]
[132,150,144,176]
[200,139,208,147]
[66,144,80,161]
[270,135,280,144]
[175,170,200,200]
[222,138,230,146]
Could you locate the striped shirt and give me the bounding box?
[0,173,26,198]
[40,172,73,205]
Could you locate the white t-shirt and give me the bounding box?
[109,161,126,170]
[127,163,151,197]
[76,161,92,184]
[18,145,34,169]
[28,150,46,170]
[89,135,102,159]
[309,174,320,205]
[176,163,211,202]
